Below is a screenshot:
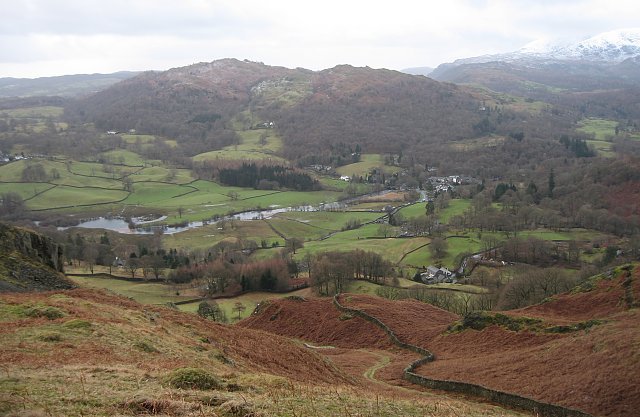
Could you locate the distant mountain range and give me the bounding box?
[429,28,640,93]
[0,71,139,97]
[436,28,640,68]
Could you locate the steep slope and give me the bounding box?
[0,222,73,292]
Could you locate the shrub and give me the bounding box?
[449,311,542,332]
[25,305,64,320]
[62,319,93,330]
[166,368,221,390]
[133,340,159,353]
[545,319,602,333]
[39,333,62,342]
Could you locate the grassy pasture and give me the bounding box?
[439,199,472,223]
[27,185,129,210]
[0,182,54,199]
[122,182,190,205]
[99,149,148,166]
[193,148,288,163]
[274,210,381,231]
[400,235,482,269]
[266,218,330,241]
[0,106,64,118]
[586,140,615,157]
[178,288,311,320]
[129,166,194,184]
[299,226,430,264]
[68,275,195,305]
[66,160,124,179]
[397,202,426,219]
[192,129,285,162]
[235,128,283,153]
[335,154,401,177]
[317,177,351,191]
[164,221,283,252]
[52,172,123,189]
[0,159,31,182]
[576,118,617,141]
[244,190,342,209]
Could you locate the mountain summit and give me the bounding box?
[439,28,640,68]
[519,28,640,62]
[429,28,640,92]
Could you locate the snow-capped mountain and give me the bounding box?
[429,28,640,93]
[521,28,640,62]
[444,28,640,67]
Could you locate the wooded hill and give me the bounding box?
[66,59,492,160]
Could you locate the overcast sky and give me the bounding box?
[1,0,639,78]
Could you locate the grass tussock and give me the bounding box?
[24,305,65,320]
[166,368,222,390]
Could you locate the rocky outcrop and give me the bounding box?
[0,222,74,292]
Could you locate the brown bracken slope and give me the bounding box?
[346,269,640,417]
[0,289,349,385]
[246,268,640,417]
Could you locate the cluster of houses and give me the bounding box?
[425,175,480,194]
[0,152,33,163]
[418,265,457,284]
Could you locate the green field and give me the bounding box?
[164,221,284,251]
[576,118,617,141]
[274,210,381,232]
[401,235,482,269]
[193,129,285,162]
[439,199,472,223]
[299,227,431,265]
[28,185,129,210]
[335,154,401,177]
[68,275,196,305]
[397,199,471,225]
[0,106,64,118]
[586,140,615,157]
[177,288,310,320]
[99,149,149,166]
[0,182,55,199]
[397,202,427,218]
[130,166,194,184]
